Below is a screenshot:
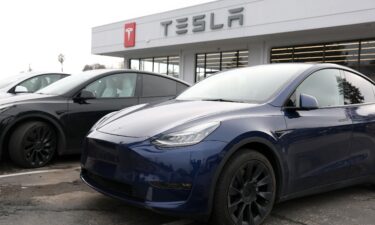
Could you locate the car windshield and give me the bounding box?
[36,70,103,96]
[177,64,310,103]
[0,74,29,89]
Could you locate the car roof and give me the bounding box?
[76,69,190,86]
[13,71,69,78]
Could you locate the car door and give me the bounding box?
[66,72,140,152]
[341,70,375,179]
[282,69,353,193]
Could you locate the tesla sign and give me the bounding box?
[124,22,136,47]
[161,7,244,36]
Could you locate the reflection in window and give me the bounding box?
[195,50,249,82]
[341,71,375,104]
[130,56,180,78]
[271,39,375,81]
[290,70,375,107]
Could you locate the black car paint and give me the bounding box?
[0,70,189,158]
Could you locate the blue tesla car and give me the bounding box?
[81,63,375,225]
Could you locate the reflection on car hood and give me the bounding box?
[0,93,52,106]
[98,100,257,138]
[0,92,14,99]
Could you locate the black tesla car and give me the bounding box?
[0,69,189,168]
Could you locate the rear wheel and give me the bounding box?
[9,121,57,168]
[211,150,276,225]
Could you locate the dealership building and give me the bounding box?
[92,0,375,84]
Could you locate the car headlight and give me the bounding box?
[152,121,220,148]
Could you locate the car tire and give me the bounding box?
[211,149,276,225]
[9,121,57,168]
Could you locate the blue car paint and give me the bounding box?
[80,64,375,221]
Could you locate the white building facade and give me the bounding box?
[92,0,375,84]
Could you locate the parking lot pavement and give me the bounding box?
[0,158,375,225]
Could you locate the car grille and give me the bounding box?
[83,170,134,198]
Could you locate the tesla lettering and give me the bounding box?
[161,7,244,36]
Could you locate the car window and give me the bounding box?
[142,74,176,97]
[82,73,137,98]
[177,83,188,95]
[17,74,65,93]
[342,71,375,105]
[291,69,344,108]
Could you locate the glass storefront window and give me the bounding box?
[140,58,153,72]
[130,59,140,70]
[195,50,249,82]
[359,40,375,81]
[270,39,375,81]
[129,56,180,77]
[153,57,168,75]
[168,56,180,78]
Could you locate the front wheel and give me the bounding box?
[9,121,57,168]
[211,150,276,225]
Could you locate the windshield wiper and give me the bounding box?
[200,98,246,103]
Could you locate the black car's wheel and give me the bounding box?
[211,150,276,225]
[9,121,57,168]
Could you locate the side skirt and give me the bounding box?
[278,175,374,203]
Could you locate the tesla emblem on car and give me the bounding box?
[124,22,136,48]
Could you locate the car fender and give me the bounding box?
[0,112,67,158]
[206,132,287,217]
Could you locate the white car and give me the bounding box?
[0,72,69,97]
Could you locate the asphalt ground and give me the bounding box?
[0,156,375,225]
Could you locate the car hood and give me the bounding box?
[0,93,54,106]
[97,100,257,138]
[0,92,14,99]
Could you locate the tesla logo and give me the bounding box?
[124,22,136,47]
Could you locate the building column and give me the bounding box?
[180,51,195,85]
[123,57,130,69]
[248,41,268,66]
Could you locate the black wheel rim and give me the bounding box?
[23,125,56,166]
[227,161,274,225]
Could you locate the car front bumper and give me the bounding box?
[80,130,228,219]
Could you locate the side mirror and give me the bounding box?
[73,90,95,103]
[300,93,319,110]
[79,90,95,99]
[14,86,29,93]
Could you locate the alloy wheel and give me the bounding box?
[227,161,275,225]
[23,124,56,167]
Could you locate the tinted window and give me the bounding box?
[293,69,344,107]
[18,74,65,92]
[177,83,188,95]
[83,73,137,98]
[343,71,375,104]
[142,74,176,97]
